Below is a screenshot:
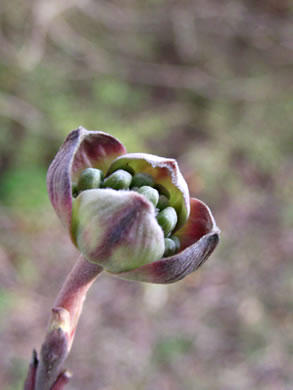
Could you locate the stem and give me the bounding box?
[54,255,103,347]
[34,256,103,390]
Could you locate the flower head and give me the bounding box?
[47,127,219,283]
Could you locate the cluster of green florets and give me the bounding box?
[72,167,181,257]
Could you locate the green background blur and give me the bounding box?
[0,1,292,389]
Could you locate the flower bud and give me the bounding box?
[137,186,159,207]
[157,194,170,210]
[47,128,219,284]
[71,189,165,273]
[103,169,132,190]
[77,168,104,192]
[163,238,177,257]
[131,173,154,188]
[157,207,178,236]
[170,235,180,251]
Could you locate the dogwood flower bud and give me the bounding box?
[157,207,178,237]
[47,127,220,284]
[137,186,159,207]
[77,168,104,192]
[157,194,170,210]
[163,238,177,257]
[103,169,132,190]
[170,235,180,251]
[131,173,154,188]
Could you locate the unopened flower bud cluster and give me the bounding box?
[72,167,181,257]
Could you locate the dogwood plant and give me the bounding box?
[24,127,220,390]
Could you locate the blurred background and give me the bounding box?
[0,0,292,389]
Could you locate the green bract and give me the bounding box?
[47,127,220,284]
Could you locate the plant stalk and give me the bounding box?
[24,255,103,390]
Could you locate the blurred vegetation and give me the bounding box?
[0,1,292,389]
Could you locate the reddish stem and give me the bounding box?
[23,256,103,390]
[53,255,103,349]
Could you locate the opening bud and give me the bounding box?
[47,128,219,284]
